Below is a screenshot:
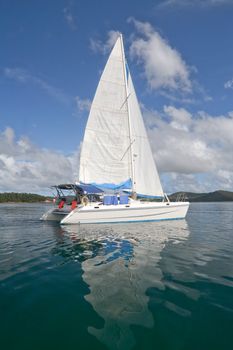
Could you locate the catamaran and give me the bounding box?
[42,34,189,224]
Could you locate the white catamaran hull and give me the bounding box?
[41,207,70,222]
[60,201,189,225]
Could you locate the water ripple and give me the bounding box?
[0,202,233,350]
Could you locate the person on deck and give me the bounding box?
[71,199,77,210]
[58,198,66,209]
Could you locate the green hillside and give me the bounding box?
[169,190,233,202]
[0,192,49,203]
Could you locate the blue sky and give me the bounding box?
[1,0,233,193]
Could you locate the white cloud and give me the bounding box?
[163,105,192,130]
[63,7,77,30]
[143,106,233,192]
[129,18,192,93]
[75,96,91,113]
[4,68,70,105]
[90,30,121,54]
[224,79,233,89]
[0,127,80,193]
[158,0,233,9]
[1,106,233,194]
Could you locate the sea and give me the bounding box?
[0,202,232,350]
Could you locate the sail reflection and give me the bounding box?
[55,221,190,349]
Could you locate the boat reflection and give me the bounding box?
[53,221,190,349]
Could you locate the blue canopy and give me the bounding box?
[77,183,104,194]
[53,183,103,194]
[87,179,132,191]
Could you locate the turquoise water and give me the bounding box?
[0,202,233,350]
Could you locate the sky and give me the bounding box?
[1,0,233,194]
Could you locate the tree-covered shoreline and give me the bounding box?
[0,192,51,203]
[169,190,233,202]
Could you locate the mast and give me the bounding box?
[119,33,136,194]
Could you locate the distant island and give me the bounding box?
[0,192,51,203]
[169,190,233,202]
[0,190,233,203]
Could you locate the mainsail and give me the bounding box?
[79,36,131,188]
[79,34,164,198]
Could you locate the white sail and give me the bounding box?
[127,71,164,198]
[79,34,164,197]
[79,36,132,188]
